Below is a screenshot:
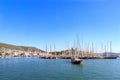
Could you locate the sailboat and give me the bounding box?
[46,44,57,59]
[71,48,83,64]
[71,35,83,64]
[103,41,118,59]
[51,43,57,59]
[40,44,50,59]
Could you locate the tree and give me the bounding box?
[0,51,2,56]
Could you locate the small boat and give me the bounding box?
[71,57,83,64]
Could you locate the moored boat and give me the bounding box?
[71,35,83,64]
[71,57,83,64]
[103,56,118,59]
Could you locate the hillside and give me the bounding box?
[0,42,44,52]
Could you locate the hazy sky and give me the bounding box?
[0,0,120,52]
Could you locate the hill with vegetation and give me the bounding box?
[0,42,44,52]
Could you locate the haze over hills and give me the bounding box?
[0,42,45,52]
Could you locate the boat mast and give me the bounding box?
[87,43,90,58]
[46,44,47,56]
[107,41,109,56]
[91,43,94,57]
[50,44,52,55]
[54,43,56,57]
[82,33,84,58]
[77,34,80,58]
[104,45,107,56]
[74,40,76,58]
[107,41,109,53]
[110,41,112,53]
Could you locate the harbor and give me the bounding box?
[0,39,119,60]
[0,43,119,60]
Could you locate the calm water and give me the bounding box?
[0,57,120,80]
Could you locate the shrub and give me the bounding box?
[0,51,2,56]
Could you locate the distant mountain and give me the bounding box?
[0,42,44,52]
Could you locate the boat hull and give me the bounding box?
[71,58,83,64]
[103,56,118,59]
[71,60,82,64]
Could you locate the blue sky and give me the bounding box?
[0,0,120,52]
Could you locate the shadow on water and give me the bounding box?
[73,63,84,68]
